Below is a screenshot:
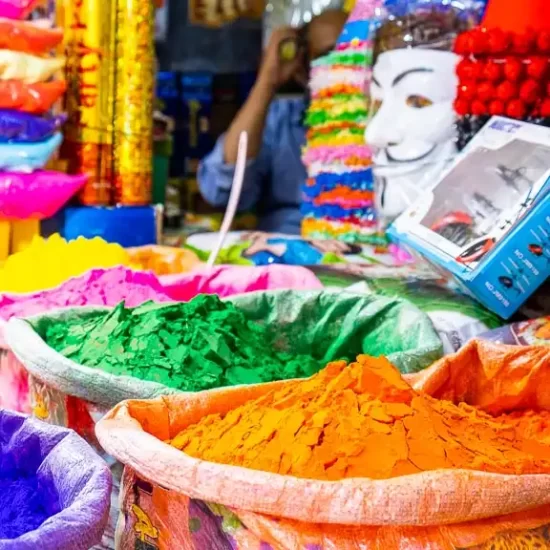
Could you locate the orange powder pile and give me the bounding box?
[171,355,550,481]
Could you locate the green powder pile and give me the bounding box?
[42,294,320,391]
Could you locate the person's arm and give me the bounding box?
[199,27,303,210]
[198,132,269,211]
[223,27,303,164]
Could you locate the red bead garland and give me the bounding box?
[454,27,550,120]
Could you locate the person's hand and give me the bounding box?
[256,28,304,92]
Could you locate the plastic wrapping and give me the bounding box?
[0,0,40,20]
[366,0,486,225]
[95,340,550,549]
[63,0,116,206]
[0,19,63,54]
[159,264,324,301]
[0,266,320,413]
[0,51,65,84]
[0,171,86,220]
[112,0,154,205]
[0,133,62,171]
[478,316,550,346]
[0,80,66,114]
[0,111,66,142]
[6,290,442,412]
[0,409,111,550]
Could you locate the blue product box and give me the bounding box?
[49,205,162,248]
[388,116,550,319]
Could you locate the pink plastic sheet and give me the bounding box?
[160,264,324,301]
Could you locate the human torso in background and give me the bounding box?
[198,97,306,234]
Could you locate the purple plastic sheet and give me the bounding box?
[0,409,112,550]
[0,111,66,143]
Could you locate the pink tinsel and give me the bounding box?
[302,144,372,164]
[346,0,380,22]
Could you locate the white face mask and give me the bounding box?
[365,48,459,220]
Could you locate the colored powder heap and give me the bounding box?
[43,294,319,391]
[0,475,54,539]
[0,266,172,320]
[171,355,550,481]
[0,233,134,293]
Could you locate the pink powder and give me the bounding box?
[0,266,172,321]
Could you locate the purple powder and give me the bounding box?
[0,474,58,539]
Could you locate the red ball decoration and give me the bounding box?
[458,81,477,100]
[496,81,518,101]
[477,81,495,102]
[506,99,527,119]
[454,98,470,116]
[513,30,536,55]
[527,56,548,80]
[486,28,510,55]
[540,98,550,117]
[482,60,502,81]
[454,33,469,55]
[537,31,550,54]
[468,29,488,55]
[471,100,487,116]
[457,58,482,81]
[503,57,524,81]
[488,99,505,116]
[519,79,542,104]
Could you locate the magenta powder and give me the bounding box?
[0,266,173,321]
[0,475,57,539]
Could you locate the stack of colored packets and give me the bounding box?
[0,15,85,256]
[0,234,136,293]
[171,354,550,480]
[43,294,320,391]
[301,1,381,244]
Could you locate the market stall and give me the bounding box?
[0,0,550,548]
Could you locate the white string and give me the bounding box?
[206,131,248,268]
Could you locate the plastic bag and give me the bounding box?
[0,409,111,550]
[0,266,173,413]
[0,267,320,412]
[0,51,65,84]
[0,171,86,220]
[95,340,550,550]
[0,0,39,19]
[159,264,324,301]
[0,133,62,171]
[0,344,29,412]
[0,111,66,142]
[0,19,63,54]
[366,0,486,224]
[0,80,66,114]
[6,290,442,413]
